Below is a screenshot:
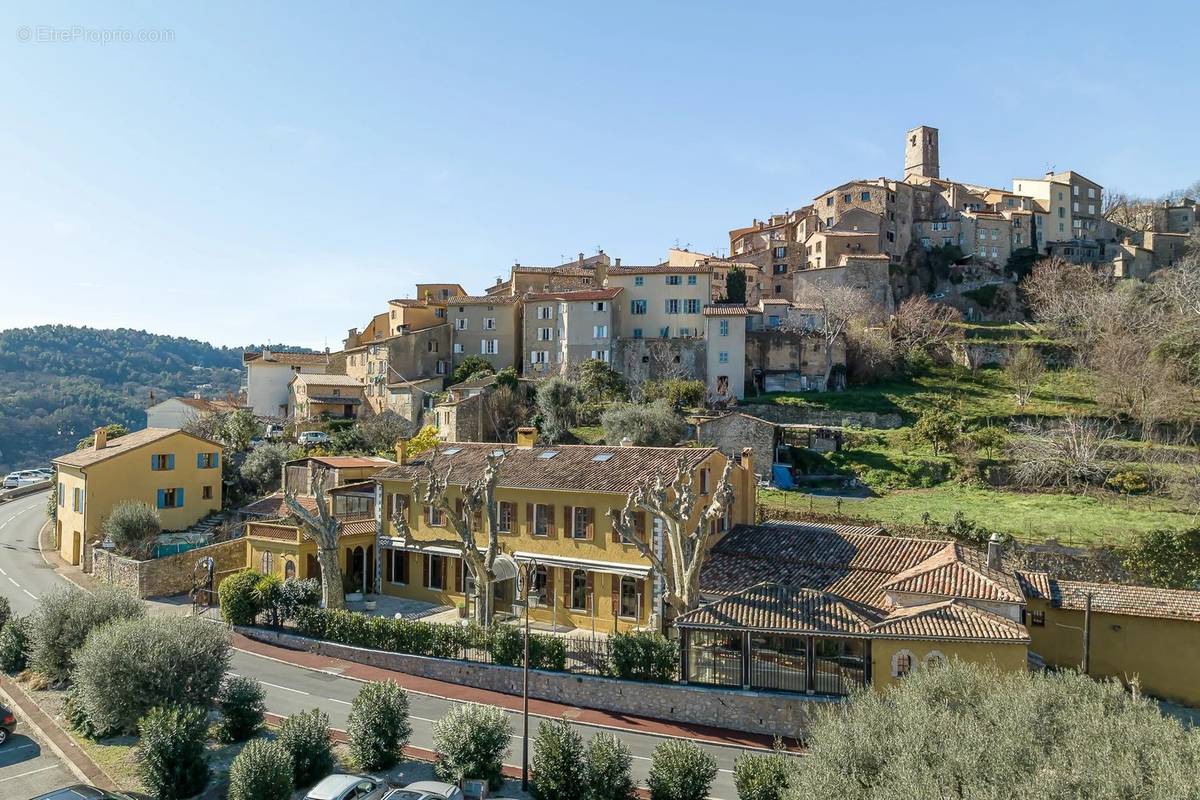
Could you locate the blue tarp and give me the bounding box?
[771,464,794,490]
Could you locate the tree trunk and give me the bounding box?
[473,579,492,627]
[317,545,345,610]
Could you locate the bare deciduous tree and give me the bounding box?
[1008,418,1119,489]
[284,467,345,610]
[891,294,962,359]
[608,458,735,621]
[484,385,529,443]
[790,284,880,389]
[1005,347,1045,408]
[389,449,507,627]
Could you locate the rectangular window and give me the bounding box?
[659,327,670,338]
[498,501,515,533]
[453,343,464,354]
[571,507,591,539]
[455,318,468,330]
[591,349,610,362]
[483,317,496,330]
[843,193,852,202]
[719,320,729,336]
[687,275,697,285]
[1073,185,1079,196]
[1029,610,1045,627]
[202,485,213,500]
[718,351,729,364]
[860,191,870,201]
[666,275,681,286]
[684,299,700,314]
[634,276,644,286]
[390,550,409,584]
[157,488,183,509]
[436,361,447,375]
[197,452,219,469]
[533,504,553,536]
[424,554,445,590]
[592,301,606,312]
[630,299,647,315]
[538,306,553,320]
[773,246,786,258]
[666,299,681,314]
[825,196,833,206]
[73,487,83,513]
[58,482,64,507]
[151,454,174,471]
[632,328,643,339]
[593,325,607,338]
[426,504,445,526]
[538,327,553,341]
[481,339,498,355]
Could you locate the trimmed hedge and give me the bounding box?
[220,569,264,626]
[608,631,676,682]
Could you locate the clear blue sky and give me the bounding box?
[3,1,1197,349]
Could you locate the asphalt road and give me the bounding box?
[0,491,754,798]
[0,729,76,800]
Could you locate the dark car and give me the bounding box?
[31,786,133,799]
[0,703,14,744]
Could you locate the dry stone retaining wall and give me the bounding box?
[91,537,245,598]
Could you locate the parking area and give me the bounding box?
[0,727,77,800]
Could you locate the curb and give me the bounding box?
[0,674,117,791]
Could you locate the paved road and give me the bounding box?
[0,491,752,798]
[0,729,76,800]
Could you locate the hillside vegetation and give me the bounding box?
[0,326,251,472]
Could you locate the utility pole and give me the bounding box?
[520,558,539,793]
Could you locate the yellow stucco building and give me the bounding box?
[372,433,758,634]
[52,427,224,566]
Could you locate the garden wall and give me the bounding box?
[91,538,246,598]
[742,404,903,430]
[240,626,830,738]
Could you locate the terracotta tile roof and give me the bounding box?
[514,265,595,276]
[870,600,1029,642]
[243,351,329,366]
[524,288,623,302]
[449,295,522,305]
[702,304,751,316]
[375,442,717,495]
[676,582,873,636]
[307,456,395,469]
[53,428,222,469]
[1013,570,1052,600]
[172,397,244,413]
[339,519,377,537]
[245,522,300,542]
[881,543,1025,604]
[607,265,709,275]
[238,493,317,518]
[290,373,364,387]
[1045,579,1200,623]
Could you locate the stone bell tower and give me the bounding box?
[904,125,940,180]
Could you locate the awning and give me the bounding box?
[512,551,652,578]
[376,538,460,558]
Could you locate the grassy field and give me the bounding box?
[759,485,1196,547]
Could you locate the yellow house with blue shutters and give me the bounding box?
[52,427,224,566]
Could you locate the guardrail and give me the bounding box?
[0,480,52,503]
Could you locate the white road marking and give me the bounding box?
[259,680,309,696]
[0,765,60,783]
[4,743,38,753]
[23,589,37,600]
[0,566,7,575]
[6,577,18,588]
[326,698,351,706]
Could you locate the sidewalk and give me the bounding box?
[233,630,778,750]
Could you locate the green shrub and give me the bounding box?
[30,585,144,682]
[253,573,284,626]
[608,631,676,682]
[275,578,321,623]
[71,615,229,734]
[102,500,162,560]
[648,740,718,800]
[643,379,706,409]
[216,675,266,743]
[296,607,478,660]
[278,708,334,787]
[136,705,210,800]
[487,624,523,665]
[432,703,512,789]
[584,731,636,800]
[228,739,294,800]
[0,596,10,633]
[347,681,412,771]
[1123,528,1200,589]
[0,616,30,674]
[529,634,567,671]
[1106,470,1150,495]
[531,718,584,800]
[733,747,794,800]
[576,400,610,427]
[62,687,106,738]
[219,569,264,626]
[600,400,686,446]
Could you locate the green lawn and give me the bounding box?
[760,485,1195,547]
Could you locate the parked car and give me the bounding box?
[31,787,133,800]
[33,467,55,478]
[2,470,44,489]
[297,430,331,446]
[265,423,286,440]
[384,781,466,800]
[303,774,386,800]
[0,703,14,744]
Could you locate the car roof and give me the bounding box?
[307,774,376,799]
[403,782,456,796]
[31,787,123,800]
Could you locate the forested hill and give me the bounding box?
[0,325,296,472]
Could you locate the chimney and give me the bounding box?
[262,347,273,361]
[394,439,408,465]
[578,252,585,264]
[987,531,1004,571]
[620,436,633,447]
[614,258,621,268]
[516,427,538,448]
[93,427,108,451]
[740,447,753,476]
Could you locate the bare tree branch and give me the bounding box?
[284,466,345,610]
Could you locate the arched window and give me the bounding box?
[284,560,296,580]
[570,569,588,611]
[620,576,638,618]
[260,551,274,575]
[891,649,915,678]
[924,650,946,669]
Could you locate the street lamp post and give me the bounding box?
[520,558,538,792]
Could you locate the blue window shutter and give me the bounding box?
[212,452,219,468]
[151,455,158,471]
[197,453,204,469]
[167,454,175,470]
[157,490,165,509]
[177,488,184,508]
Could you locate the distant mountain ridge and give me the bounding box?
[0,325,307,472]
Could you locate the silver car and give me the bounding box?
[384,781,466,800]
[303,774,386,800]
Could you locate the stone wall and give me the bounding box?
[696,414,776,479]
[613,338,707,385]
[91,537,246,598]
[240,627,830,738]
[741,403,903,430]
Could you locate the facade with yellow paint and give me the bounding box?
[372,434,758,634]
[52,427,224,566]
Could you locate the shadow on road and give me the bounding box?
[0,733,44,768]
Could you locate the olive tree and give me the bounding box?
[101,500,161,560]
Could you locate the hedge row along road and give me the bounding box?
[0,491,756,799]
